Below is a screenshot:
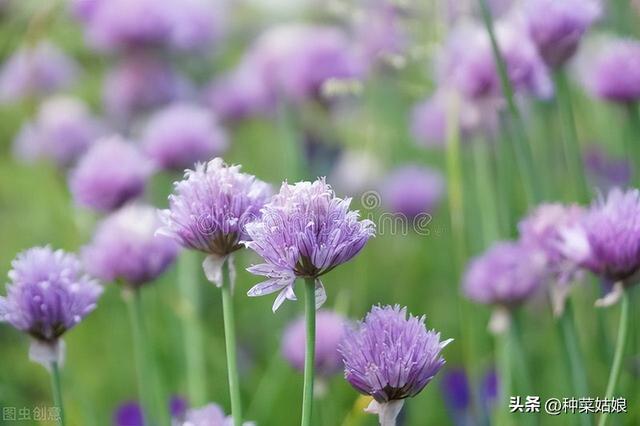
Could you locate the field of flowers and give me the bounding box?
[0,0,639,425]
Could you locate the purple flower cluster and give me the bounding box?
[518,203,585,281]
[379,165,445,219]
[524,0,600,68]
[560,188,640,285]
[438,20,552,101]
[69,136,153,212]
[159,158,271,257]
[245,178,375,311]
[339,305,450,424]
[282,310,347,376]
[74,0,222,52]
[13,96,104,168]
[206,24,362,121]
[586,39,640,104]
[0,246,102,342]
[463,241,547,307]
[83,204,178,287]
[142,103,228,171]
[583,145,632,191]
[103,56,190,123]
[0,41,78,103]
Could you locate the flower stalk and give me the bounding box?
[598,289,629,426]
[50,360,65,426]
[301,277,317,426]
[221,258,243,426]
[125,288,155,426]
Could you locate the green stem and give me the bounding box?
[278,101,305,181]
[221,258,243,426]
[495,324,513,426]
[472,138,501,242]
[50,361,65,426]
[126,288,155,425]
[553,70,589,201]
[477,0,541,205]
[625,103,640,184]
[557,300,592,426]
[301,278,317,426]
[598,289,629,426]
[178,251,207,406]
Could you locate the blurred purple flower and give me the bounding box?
[114,395,189,426]
[79,0,222,52]
[204,62,276,122]
[103,56,190,124]
[245,178,375,311]
[83,204,178,287]
[248,24,363,103]
[583,145,632,191]
[0,246,102,342]
[585,38,640,103]
[142,103,228,171]
[524,0,600,68]
[340,305,451,424]
[439,20,552,100]
[560,188,640,288]
[169,395,188,419]
[463,241,547,307]
[182,403,254,426]
[481,369,499,406]
[13,95,105,168]
[114,401,144,426]
[379,165,445,219]
[440,368,471,413]
[69,135,153,212]
[353,1,409,68]
[159,158,271,257]
[0,41,78,103]
[282,310,347,376]
[518,203,585,278]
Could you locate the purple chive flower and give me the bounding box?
[103,56,190,124]
[141,103,228,171]
[339,305,451,424]
[114,396,188,426]
[481,369,499,408]
[204,62,276,122]
[586,38,640,103]
[410,89,500,148]
[439,20,552,100]
[463,241,547,307]
[0,41,79,103]
[583,145,632,191]
[69,136,153,212]
[248,24,363,102]
[379,165,445,219]
[169,395,189,420]
[0,247,102,353]
[13,96,104,168]
[182,403,254,426]
[282,310,347,376]
[441,369,470,413]
[518,203,586,314]
[560,189,640,291]
[159,158,271,256]
[83,204,178,287]
[524,0,601,68]
[518,203,585,278]
[114,401,144,426]
[245,178,375,311]
[353,2,409,68]
[80,0,221,52]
